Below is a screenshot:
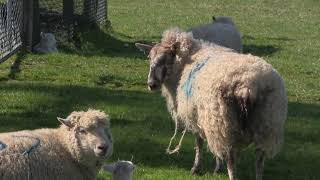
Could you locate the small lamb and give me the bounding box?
[189,16,243,52]
[103,160,136,180]
[33,32,58,53]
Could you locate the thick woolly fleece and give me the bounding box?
[189,16,243,52]
[161,28,287,159]
[0,109,112,180]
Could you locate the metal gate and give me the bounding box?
[0,0,107,64]
[0,0,23,63]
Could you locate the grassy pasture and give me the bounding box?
[0,0,319,179]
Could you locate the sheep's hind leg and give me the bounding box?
[226,149,237,180]
[213,156,224,174]
[256,148,266,180]
[191,135,203,175]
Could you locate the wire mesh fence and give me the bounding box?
[0,0,23,63]
[0,0,107,63]
[39,0,107,42]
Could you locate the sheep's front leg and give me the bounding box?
[191,135,203,175]
[213,156,224,174]
[256,149,266,180]
[226,149,237,180]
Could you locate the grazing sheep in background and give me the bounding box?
[188,16,243,52]
[103,160,136,180]
[33,32,58,53]
[0,109,113,180]
[135,28,287,180]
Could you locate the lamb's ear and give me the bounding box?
[57,117,73,128]
[212,16,216,22]
[170,42,180,55]
[135,43,153,54]
[40,32,45,39]
[103,164,116,173]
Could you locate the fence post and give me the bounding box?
[22,0,33,51]
[22,0,39,52]
[63,0,74,41]
[32,0,40,47]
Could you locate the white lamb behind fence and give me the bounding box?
[33,32,58,53]
[0,109,113,180]
[103,160,136,180]
[135,28,287,180]
[188,16,243,52]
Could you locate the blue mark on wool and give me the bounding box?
[12,135,41,156]
[22,137,40,156]
[0,140,7,151]
[182,58,209,99]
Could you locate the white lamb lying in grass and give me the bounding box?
[33,32,58,53]
[189,16,243,52]
[103,160,136,180]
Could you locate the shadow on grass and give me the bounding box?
[243,44,280,57]
[0,82,163,130]
[1,82,320,179]
[288,101,320,121]
[94,74,145,87]
[58,24,153,59]
[243,35,296,42]
[7,52,26,80]
[242,35,286,57]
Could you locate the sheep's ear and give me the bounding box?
[135,43,153,54]
[57,117,73,128]
[170,42,180,55]
[130,164,136,171]
[103,164,116,173]
[40,32,45,39]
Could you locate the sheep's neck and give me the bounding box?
[162,57,186,115]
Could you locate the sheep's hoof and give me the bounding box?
[191,166,202,176]
[213,165,224,175]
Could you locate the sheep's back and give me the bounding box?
[176,52,286,157]
[0,130,90,180]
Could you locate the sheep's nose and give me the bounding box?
[148,81,157,90]
[97,144,108,154]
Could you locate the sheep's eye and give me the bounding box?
[79,127,87,134]
[106,132,112,140]
[156,56,166,65]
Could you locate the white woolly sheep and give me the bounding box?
[0,109,113,180]
[33,32,58,53]
[188,16,243,52]
[135,28,287,180]
[103,160,136,180]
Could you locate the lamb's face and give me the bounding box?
[103,160,135,180]
[40,32,57,46]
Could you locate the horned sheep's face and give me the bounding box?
[135,43,178,91]
[57,112,113,160]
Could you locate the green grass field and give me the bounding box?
[0,0,320,179]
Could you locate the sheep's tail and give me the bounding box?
[220,83,256,131]
[166,118,187,155]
